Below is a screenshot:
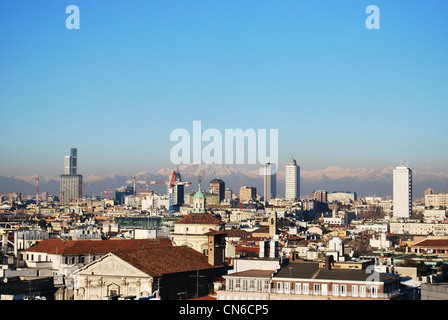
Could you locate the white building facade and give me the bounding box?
[393,165,412,218]
[285,156,300,201]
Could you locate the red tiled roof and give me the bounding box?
[236,246,259,254]
[412,238,448,248]
[225,229,250,238]
[225,269,275,278]
[26,238,173,255]
[204,229,227,236]
[114,246,218,277]
[175,214,225,225]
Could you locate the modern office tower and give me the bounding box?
[285,156,300,201]
[70,148,77,174]
[64,148,78,175]
[64,156,71,174]
[60,175,82,203]
[263,162,277,202]
[172,171,185,206]
[393,163,413,218]
[115,186,134,205]
[209,178,225,203]
[239,186,256,203]
[60,148,82,203]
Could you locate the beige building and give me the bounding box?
[217,258,402,300]
[425,193,448,209]
[72,246,225,300]
[171,185,226,256]
[171,213,226,256]
[239,186,256,203]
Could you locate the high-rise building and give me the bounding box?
[285,156,300,201]
[239,186,256,203]
[393,164,412,218]
[313,190,328,203]
[70,148,77,174]
[60,148,82,203]
[172,171,185,206]
[263,162,277,202]
[224,188,233,201]
[209,178,225,203]
[64,156,71,175]
[115,186,134,205]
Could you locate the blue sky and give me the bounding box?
[0,0,447,178]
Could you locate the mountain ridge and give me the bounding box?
[2,164,447,198]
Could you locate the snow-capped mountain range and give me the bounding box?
[1,164,447,198]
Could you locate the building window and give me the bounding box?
[333,284,339,296]
[314,284,320,295]
[303,283,309,294]
[295,283,301,294]
[371,286,378,298]
[250,280,255,290]
[242,279,248,291]
[277,282,283,293]
[228,279,234,290]
[352,285,358,297]
[257,280,263,292]
[284,282,291,294]
[360,285,366,297]
[236,279,240,289]
[341,285,347,296]
[264,280,270,292]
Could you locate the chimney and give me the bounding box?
[325,255,334,271]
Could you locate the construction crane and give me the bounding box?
[126,171,191,215]
[78,184,97,199]
[100,189,113,201]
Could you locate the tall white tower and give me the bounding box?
[393,163,412,218]
[285,156,300,201]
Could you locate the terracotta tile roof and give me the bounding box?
[26,238,173,255]
[204,229,227,236]
[225,269,275,278]
[235,246,259,254]
[225,229,250,238]
[175,213,225,225]
[250,226,270,234]
[114,246,218,277]
[413,239,448,247]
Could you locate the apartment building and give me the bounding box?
[425,192,448,208]
[217,257,402,300]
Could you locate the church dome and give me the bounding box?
[193,184,206,199]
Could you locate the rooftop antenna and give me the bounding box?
[198,171,202,186]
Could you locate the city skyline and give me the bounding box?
[1,1,447,180]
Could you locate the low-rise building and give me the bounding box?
[72,246,225,300]
[217,256,402,300]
